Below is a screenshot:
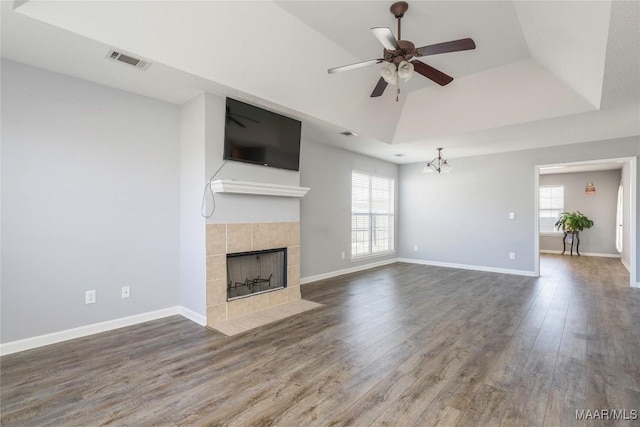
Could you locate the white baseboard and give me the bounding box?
[621,257,631,272]
[180,306,207,326]
[540,250,621,258]
[398,258,538,277]
[300,258,399,285]
[0,306,206,356]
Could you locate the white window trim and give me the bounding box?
[351,170,395,261]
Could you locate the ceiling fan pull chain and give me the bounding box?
[396,87,400,102]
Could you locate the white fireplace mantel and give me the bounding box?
[211,180,310,198]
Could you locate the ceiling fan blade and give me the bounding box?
[370,77,388,97]
[415,38,476,57]
[411,60,454,86]
[328,58,383,74]
[227,116,246,128]
[230,113,259,124]
[371,27,399,51]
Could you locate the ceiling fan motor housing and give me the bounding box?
[384,40,416,64]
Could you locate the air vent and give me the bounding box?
[106,49,152,70]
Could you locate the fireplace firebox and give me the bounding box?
[227,248,287,300]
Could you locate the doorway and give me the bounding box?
[534,157,637,287]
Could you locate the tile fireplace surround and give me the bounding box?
[205,222,301,329]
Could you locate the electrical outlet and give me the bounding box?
[413,244,418,252]
[509,212,515,220]
[121,286,130,298]
[85,290,96,304]
[509,252,515,260]
[341,252,345,260]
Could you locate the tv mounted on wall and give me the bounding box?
[223,98,302,172]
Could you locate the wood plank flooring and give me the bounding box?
[2,255,639,426]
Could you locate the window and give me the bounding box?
[351,171,395,259]
[539,185,564,234]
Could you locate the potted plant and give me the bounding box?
[555,211,594,256]
[554,211,594,232]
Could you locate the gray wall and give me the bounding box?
[1,60,181,342]
[539,170,621,255]
[399,149,533,272]
[399,138,639,275]
[299,140,399,278]
[179,94,207,316]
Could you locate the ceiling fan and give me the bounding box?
[328,1,476,98]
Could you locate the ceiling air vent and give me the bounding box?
[106,49,152,70]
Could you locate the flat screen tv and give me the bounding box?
[223,98,302,171]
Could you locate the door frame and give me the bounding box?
[534,157,637,287]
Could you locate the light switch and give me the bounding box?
[509,212,515,220]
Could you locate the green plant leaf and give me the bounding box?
[554,211,594,232]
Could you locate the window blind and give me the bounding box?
[352,171,394,258]
[539,185,564,233]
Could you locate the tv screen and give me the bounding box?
[223,98,302,171]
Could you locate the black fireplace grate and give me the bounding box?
[228,274,275,299]
[227,248,286,300]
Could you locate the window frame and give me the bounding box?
[539,184,565,236]
[351,170,395,261]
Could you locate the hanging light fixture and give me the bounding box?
[585,182,596,194]
[423,148,451,174]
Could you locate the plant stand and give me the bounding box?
[562,231,580,256]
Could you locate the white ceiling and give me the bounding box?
[1,0,639,164]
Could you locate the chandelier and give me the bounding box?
[423,148,451,174]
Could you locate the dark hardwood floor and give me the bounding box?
[2,255,639,426]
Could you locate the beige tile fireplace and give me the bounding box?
[205,222,301,329]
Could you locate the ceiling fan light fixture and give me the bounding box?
[397,60,414,81]
[381,62,398,85]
